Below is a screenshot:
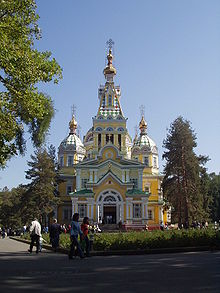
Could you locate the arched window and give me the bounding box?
[104,196,116,202]
[95,127,102,132]
[106,127,114,131]
[117,127,124,132]
[108,95,112,106]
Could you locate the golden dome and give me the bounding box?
[103,49,117,77]
[69,115,77,134]
[139,116,147,134]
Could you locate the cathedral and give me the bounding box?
[56,45,169,230]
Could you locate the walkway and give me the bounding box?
[0,237,220,292]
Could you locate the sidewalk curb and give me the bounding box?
[10,236,220,256]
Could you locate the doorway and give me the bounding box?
[103,205,116,224]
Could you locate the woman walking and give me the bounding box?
[68,213,84,259]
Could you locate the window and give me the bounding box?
[68,156,73,166]
[108,95,112,106]
[63,208,72,221]
[144,156,149,166]
[148,209,153,220]
[153,156,157,168]
[66,185,72,195]
[118,134,121,150]
[98,133,101,149]
[60,156,64,167]
[144,185,150,193]
[130,178,138,189]
[81,179,88,189]
[106,134,113,144]
[133,204,142,218]
[78,204,87,218]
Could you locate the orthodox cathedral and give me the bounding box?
[56,45,169,230]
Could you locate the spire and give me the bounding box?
[139,116,147,135]
[103,39,116,82]
[69,115,77,134]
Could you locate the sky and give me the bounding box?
[1,0,220,189]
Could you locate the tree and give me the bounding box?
[162,116,208,225]
[22,146,60,224]
[209,172,220,221]
[0,0,62,167]
[0,185,26,228]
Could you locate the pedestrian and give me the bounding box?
[49,219,62,252]
[68,213,84,259]
[89,224,95,251]
[28,218,41,253]
[81,217,90,257]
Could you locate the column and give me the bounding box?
[94,170,98,183]
[138,169,143,190]
[141,197,148,224]
[71,198,78,215]
[125,169,130,182]
[87,198,94,220]
[76,169,81,191]
[89,170,93,183]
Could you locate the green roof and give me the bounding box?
[126,188,149,196]
[69,189,94,196]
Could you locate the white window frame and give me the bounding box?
[68,155,74,166]
[133,203,142,219]
[78,204,87,219]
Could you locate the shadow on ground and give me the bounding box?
[0,242,220,293]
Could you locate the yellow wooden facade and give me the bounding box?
[56,48,169,229]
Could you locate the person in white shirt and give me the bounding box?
[28,218,41,253]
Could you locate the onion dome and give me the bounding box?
[69,115,77,134]
[103,49,117,80]
[132,116,158,154]
[139,116,147,135]
[59,115,85,155]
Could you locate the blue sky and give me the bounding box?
[1,0,220,189]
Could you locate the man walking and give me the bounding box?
[49,219,62,252]
[28,218,41,253]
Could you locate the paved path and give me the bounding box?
[0,237,220,293]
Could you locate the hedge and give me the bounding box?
[21,228,220,251]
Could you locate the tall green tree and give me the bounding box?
[162,116,208,225]
[0,0,62,167]
[209,172,220,221]
[22,146,60,224]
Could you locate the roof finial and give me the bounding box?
[103,39,116,81]
[139,105,147,135]
[69,104,77,134]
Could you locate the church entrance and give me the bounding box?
[103,205,116,224]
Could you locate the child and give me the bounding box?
[39,235,46,252]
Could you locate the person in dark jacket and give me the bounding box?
[49,219,62,252]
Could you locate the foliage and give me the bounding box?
[20,229,220,251]
[0,146,61,227]
[209,173,220,221]
[162,116,208,225]
[21,146,61,224]
[0,185,27,228]
[0,0,62,167]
